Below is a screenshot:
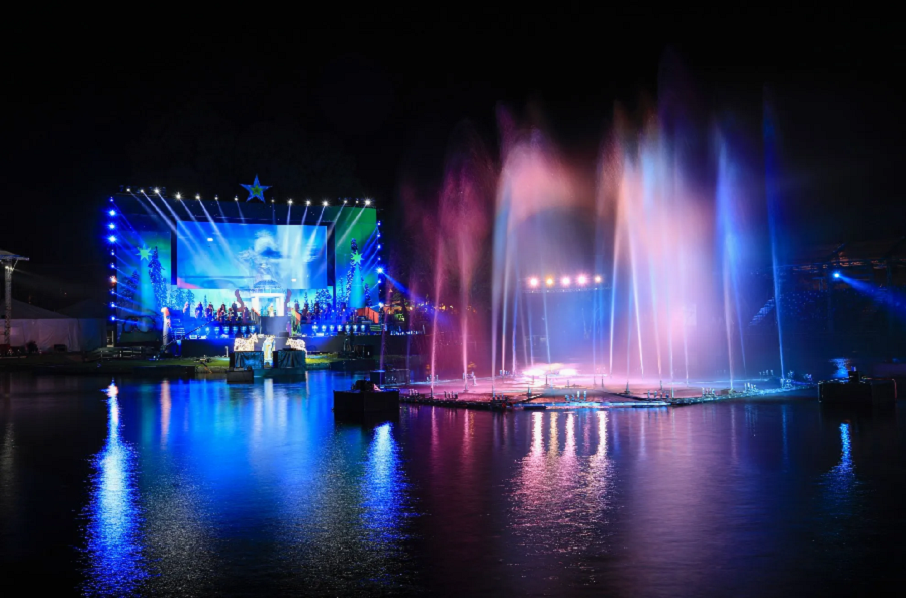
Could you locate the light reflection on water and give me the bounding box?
[0,373,903,596]
[82,382,148,596]
[511,411,614,557]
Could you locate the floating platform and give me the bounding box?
[334,388,400,418]
[226,368,255,383]
[819,371,897,407]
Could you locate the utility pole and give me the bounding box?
[1,252,29,348]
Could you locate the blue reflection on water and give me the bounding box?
[362,423,406,543]
[82,383,147,595]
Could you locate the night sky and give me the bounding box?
[4,12,903,307]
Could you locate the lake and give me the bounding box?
[1,372,904,596]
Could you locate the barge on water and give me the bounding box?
[818,370,897,408]
[334,379,400,419]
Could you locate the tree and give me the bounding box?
[148,247,168,312]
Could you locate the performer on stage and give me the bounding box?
[195,302,204,319]
[242,305,251,322]
[229,302,238,322]
[206,303,214,320]
[217,304,226,322]
[183,301,190,317]
[160,307,171,350]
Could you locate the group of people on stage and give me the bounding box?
[183,301,274,325]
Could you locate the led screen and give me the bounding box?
[176,222,328,289]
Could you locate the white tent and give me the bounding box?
[0,299,85,351]
[58,299,107,351]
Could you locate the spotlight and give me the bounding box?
[109,276,117,284]
[108,209,116,216]
[561,276,571,286]
[139,189,144,193]
[545,277,554,287]
[379,302,384,308]
[322,200,329,207]
[234,196,239,201]
[377,267,384,274]
[364,199,371,206]
[206,237,213,242]
[343,199,347,204]
[577,275,587,285]
[110,316,116,322]
[109,263,115,269]
[288,199,293,205]
[107,223,115,229]
[154,187,160,194]
[214,195,219,200]
[377,244,382,249]
[107,235,116,243]
[126,187,131,192]
[195,194,200,200]
[529,277,539,287]
[594,275,603,283]
[176,193,181,199]
[833,271,841,279]
[109,302,115,308]
[305,200,311,206]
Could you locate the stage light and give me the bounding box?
[379,302,384,308]
[288,199,293,205]
[561,276,571,286]
[365,199,371,206]
[343,199,347,204]
[594,275,603,283]
[322,200,329,206]
[154,187,160,194]
[109,289,115,295]
[234,196,239,201]
[559,368,577,376]
[176,192,181,199]
[107,223,115,229]
[206,237,213,242]
[833,271,841,278]
[107,235,116,243]
[377,267,384,274]
[214,195,219,200]
[108,209,116,216]
[577,275,587,285]
[139,189,144,194]
[109,276,117,284]
[545,277,554,287]
[126,187,130,192]
[110,316,116,322]
[109,251,114,256]
[195,194,200,200]
[109,263,115,269]
[306,200,311,206]
[529,277,539,287]
[109,302,115,308]
[377,244,382,249]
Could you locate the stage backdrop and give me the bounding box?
[110,194,379,344]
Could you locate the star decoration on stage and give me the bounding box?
[351,253,363,266]
[137,245,152,262]
[241,175,271,202]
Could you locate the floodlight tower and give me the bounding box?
[1,252,29,347]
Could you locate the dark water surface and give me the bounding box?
[1,372,904,596]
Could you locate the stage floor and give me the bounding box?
[396,374,791,404]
